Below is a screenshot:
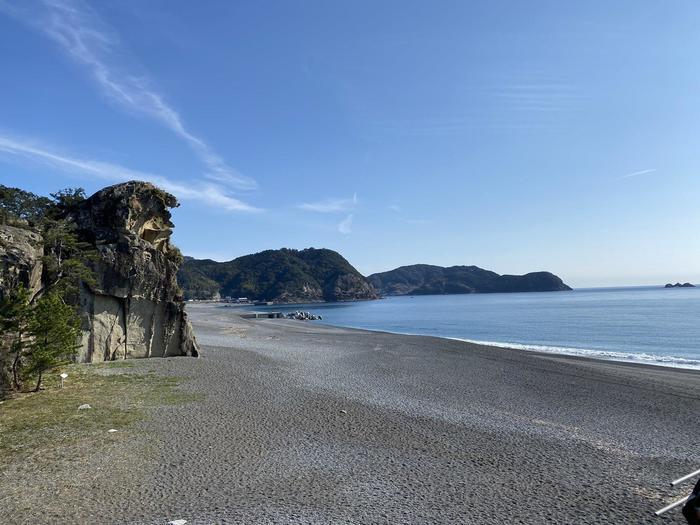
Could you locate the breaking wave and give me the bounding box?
[451,338,700,370]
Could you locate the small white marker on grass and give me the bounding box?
[59,373,68,388]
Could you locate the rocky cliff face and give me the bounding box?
[71,182,198,361]
[0,225,43,301]
[0,225,45,389]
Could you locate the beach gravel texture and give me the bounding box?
[3,302,699,524]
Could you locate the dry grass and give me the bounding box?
[0,361,197,466]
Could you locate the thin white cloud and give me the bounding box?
[388,204,401,213]
[338,214,354,235]
[298,193,358,213]
[617,168,657,180]
[402,218,433,225]
[0,0,256,191]
[0,133,261,212]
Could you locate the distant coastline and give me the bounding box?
[221,286,700,371]
[180,251,571,303]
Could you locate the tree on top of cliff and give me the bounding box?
[0,185,96,305]
[41,219,97,306]
[0,185,52,227]
[48,188,87,215]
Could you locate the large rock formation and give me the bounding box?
[71,182,198,361]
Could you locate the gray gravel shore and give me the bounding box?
[6,303,700,524]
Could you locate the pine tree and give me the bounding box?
[0,285,33,390]
[41,218,96,305]
[26,294,81,392]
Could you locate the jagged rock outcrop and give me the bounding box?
[71,182,198,361]
[0,225,44,301]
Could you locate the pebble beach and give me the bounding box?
[4,303,700,524]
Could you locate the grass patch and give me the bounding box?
[0,361,199,465]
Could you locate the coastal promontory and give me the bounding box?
[179,248,378,303]
[368,264,572,296]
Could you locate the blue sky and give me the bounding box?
[1,0,699,287]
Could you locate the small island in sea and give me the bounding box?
[664,282,696,288]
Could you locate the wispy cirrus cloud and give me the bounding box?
[337,214,354,235]
[617,168,657,180]
[0,133,261,212]
[0,0,256,191]
[297,193,358,213]
[297,193,358,235]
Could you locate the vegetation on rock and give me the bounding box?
[368,264,572,296]
[179,248,378,302]
[0,185,92,394]
[0,181,197,396]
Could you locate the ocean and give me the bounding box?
[235,286,700,370]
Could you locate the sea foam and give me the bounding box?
[450,338,700,370]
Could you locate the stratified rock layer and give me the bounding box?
[72,182,199,361]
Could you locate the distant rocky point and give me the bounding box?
[368,264,572,296]
[664,282,696,288]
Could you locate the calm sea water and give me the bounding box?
[236,286,700,370]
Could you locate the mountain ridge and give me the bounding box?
[178,248,378,303]
[368,263,571,296]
